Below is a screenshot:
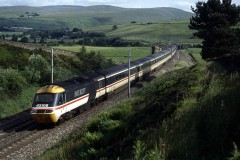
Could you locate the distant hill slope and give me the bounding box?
[0,5,193,29]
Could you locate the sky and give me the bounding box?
[0,0,240,12]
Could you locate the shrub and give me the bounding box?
[0,68,27,97]
[133,140,146,160]
[28,54,50,84]
[20,37,29,43]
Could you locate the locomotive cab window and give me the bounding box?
[32,93,56,107]
[56,93,64,105]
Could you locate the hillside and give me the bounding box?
[84,21,200,43]
[0,5,193,29]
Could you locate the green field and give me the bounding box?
[85,21,201,44]
[54,46,152,63]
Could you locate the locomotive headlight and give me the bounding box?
[30,110,37,113]
[45,110,54,113]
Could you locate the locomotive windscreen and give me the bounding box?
[32,93,56,107]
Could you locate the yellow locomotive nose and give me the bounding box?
[31,111,57,123]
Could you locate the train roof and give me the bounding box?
[36,85,65,94]
[85,45,176,79]
[79,71,104,81]
[147,52,162,59]
[148,50,170,59]
[36,77,87,94]
[54,77,88,88]
[98,64,128,78]
[50,72,102,90]
[132,56,153,66]
[165,45,177,51]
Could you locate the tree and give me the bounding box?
[51,30,65,39]
[1,35,5,40]
[11,34,18,42]
[78,45,86,57]
[72,28,82,32]
[112,25,118,30]
[34,12,40,16]
[28,54,50,83]
[20,37,28,43]
[189,0,240,61]
[0,68,27,96]
[39,30,50,39]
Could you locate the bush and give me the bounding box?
[28,54,51,84]
[20,37,29,43]
[0,68,27,97]
[0,44,30,70]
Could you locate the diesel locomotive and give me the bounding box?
[30,45,177,123]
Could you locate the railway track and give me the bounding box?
[0,116,40,159]
[0,111,30,129]
[0,51,190,160]
[0,125,47,159]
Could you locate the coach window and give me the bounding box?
[117,75,120,81]
[121,73,125,78]
[131,68,136,75]
[99,80,103,89]
[112,76,116,83]
[137,66,141,72]
[142,63,146,70]
[125,71,128,77]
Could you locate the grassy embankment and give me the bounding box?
[36,48,240,159]
[0,44,39,118]
[0,87,38,118]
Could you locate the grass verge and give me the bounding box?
[0,86,37,119]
